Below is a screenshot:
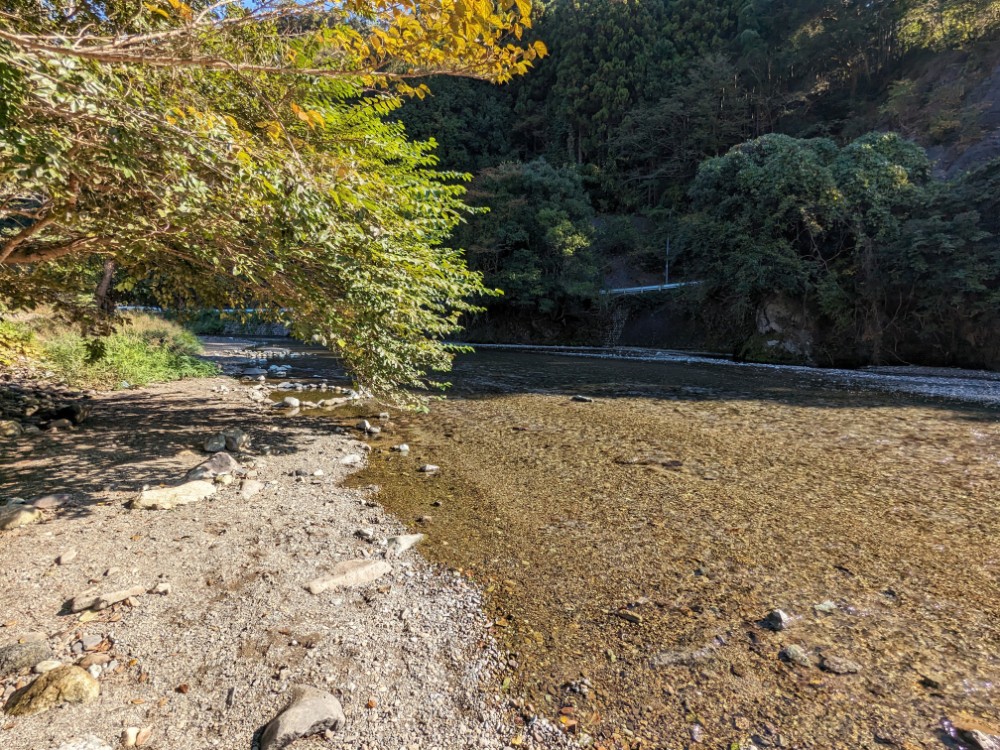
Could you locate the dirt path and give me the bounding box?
[0,360,568,750]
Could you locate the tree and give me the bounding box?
[682,130,1000,366]
[457,159,599,316]
[0,0,546,400]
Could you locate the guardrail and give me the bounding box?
[599,281,701,296]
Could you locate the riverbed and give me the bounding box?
[312,348,1000,749]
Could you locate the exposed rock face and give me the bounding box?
[755,296,815,362]
[259,686,345,750]
[4,665,100,716]
[132,480,216,510]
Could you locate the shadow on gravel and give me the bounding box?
[0,382,352,511]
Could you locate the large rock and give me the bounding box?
[186,451,241,480]
[0,641,51,678]
[132,481,216,510]
[0,505,41,531]
[4,665,99,716]
[306,560,392,595]
[260,686,345,750]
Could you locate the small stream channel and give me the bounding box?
[244,343,1000,750]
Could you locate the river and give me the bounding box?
[274,346,1000,749]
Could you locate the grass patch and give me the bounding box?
[0,313,218,388]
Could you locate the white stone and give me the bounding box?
[133,481,216,510]
[306,559,392,595]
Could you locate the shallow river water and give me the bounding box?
[286,347,1000,750]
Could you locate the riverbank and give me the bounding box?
[0,345,571,750]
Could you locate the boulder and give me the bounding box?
[132,480,216,510]
[259,686,345,750]
[0,505,41,531]
[4,665,100,716]
[0,641,51,678]
[306,559,392,595]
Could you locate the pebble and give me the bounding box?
[57,548,78,565]
[55,737,113,750]
[33,660,62,674]
[282,397,301,409]
[820,655,862,674]
[764,609,791,630]
[781,644,812,667]
[204,433,227,452]
[571,395,595,403]
[418,464,440,473]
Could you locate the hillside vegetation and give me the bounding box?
[401,0,1000,368]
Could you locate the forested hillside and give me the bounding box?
[401,0,1000,369]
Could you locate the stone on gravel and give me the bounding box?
[0,641,51,677]
[0,419,22,438]
[0,505,41,531]
[71,585,145,612]
[259,685,345,750]
[387,534,425,557]
[204,433,227,452]
[33,493,71,510]
[764,609,791,630]
[56,548,78,565]
[33,660,62,674]
[821,655,862,674]
[132,480,216,510]
[964,733,1000,750]
[418,464,440,473]
[4,665,99,716]
[281,397,301,409]
[339,454,363,466]
[571,395,595,403]
[222,427,249,451]
[306,559,392,594]
[56,737,113,750]
[391,444,409,453]
[781,644,812,668]
[240,479,265,499]
[186,451,241,480]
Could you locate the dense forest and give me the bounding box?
[401,0,1000,369]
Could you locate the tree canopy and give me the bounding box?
[0,0,546,400]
